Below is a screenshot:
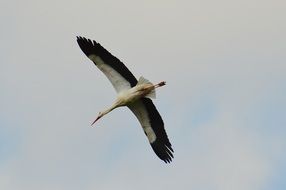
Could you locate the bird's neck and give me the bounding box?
[101,101,120,116]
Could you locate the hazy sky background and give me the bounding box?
[1,0,285,189]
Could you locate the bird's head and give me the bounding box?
[91,112,103,126]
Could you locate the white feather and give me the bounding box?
[137,76,156,99]
[128,101,157,143]
[137,76,152,85]
[88,55,132,93]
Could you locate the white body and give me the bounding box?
[117,83,155,106]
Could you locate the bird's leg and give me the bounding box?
[154,81,166,88]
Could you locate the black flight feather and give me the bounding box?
[141,98,174,163]
[76,36,138,87]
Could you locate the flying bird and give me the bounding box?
[76,36,174,163]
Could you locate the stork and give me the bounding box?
[76,36,174,163]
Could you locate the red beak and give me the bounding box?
[91,116,101,126]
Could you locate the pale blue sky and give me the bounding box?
[1,0,285,190]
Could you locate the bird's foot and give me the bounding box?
[155,81,166,88]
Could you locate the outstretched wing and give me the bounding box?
[77,36,138,93]
[128,98,174,163]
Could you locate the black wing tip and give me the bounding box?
[76,36,138,86]
[76,36,99,46]
[141,98,174,163]
[76,36,101,57]
[151,141,174,163]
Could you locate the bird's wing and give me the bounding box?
[128,98,174,163]
[77,36,138,93]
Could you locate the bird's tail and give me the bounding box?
[137,76,156,99]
